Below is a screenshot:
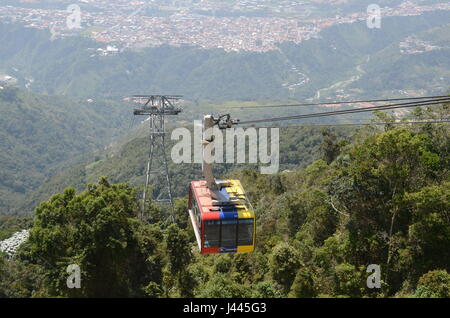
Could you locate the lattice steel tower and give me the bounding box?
[132,95,182,222]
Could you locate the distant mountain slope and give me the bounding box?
[0,22,291,100]
[0,86,129,215]
[349,23,450,92]
[278,11,450,99]
[1,10,449,101]
[12,125,356,217]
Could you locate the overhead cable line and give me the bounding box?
[258,119,450,128]
[231,94,450,109]
[237,98,450,125]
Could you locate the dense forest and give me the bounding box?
[1,102,448,298]
[0,86,131,215]
[1,0,449,301]
[0,84,364,217]
[11,124,354,217]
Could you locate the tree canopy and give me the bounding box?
[1,106,449,298]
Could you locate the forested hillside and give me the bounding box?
[0,82,367,217]
[0,22,291,100]
[10,124,355,217]
[1,10,449,101]
[0,86,130,215]
[1,0,449,302]
[350,23,450,92]
[1,103,448,298]
[278,11,450,99]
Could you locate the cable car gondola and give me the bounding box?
[188,115,255,254]
[188,179,255,254]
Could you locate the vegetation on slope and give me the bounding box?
[0,86,130,215]
[1,11,449,101]
[12,124,355,217]
[0,103,448,298]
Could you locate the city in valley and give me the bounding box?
[0,0,449,53]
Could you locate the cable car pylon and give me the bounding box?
[132,95,182,222]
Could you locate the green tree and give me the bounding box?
[197,274,252,298]
[270,243,301,291]
[165,224,192,274]
[330,129,441,267]
[289,268,316,298]
[319,129,342,164]
[164,224,194,297]
[333,263,364,297]
[403,183,450,279]
[215,255,232,274]
[0,253,8,297]
[252,281,283,298]
[28,177,163,297]
[415,270,450,298]
[0,252,49,298]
